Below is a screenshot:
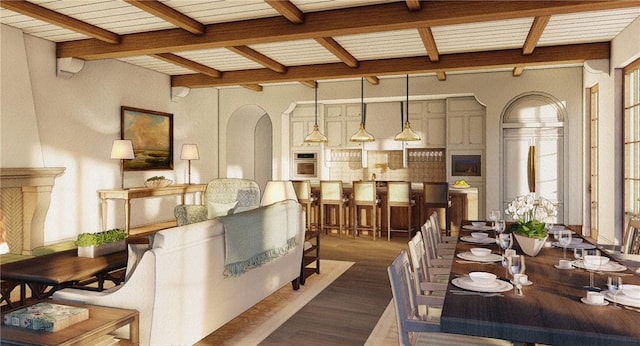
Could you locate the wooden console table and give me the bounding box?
[1,302,139,345]
[98,184,206,233]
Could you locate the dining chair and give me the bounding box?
[408,231,450,289]
[352,181,381,240]
[423,182,451,236]
[388,250,513,346]
[601,218,640,275]
[429,211,457,244]
[387,181,416,241]
[292,180,318,232]
[319,180,350,237]
[421,220,455,269]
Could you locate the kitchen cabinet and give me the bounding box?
[291,104,322,148]
[446,97,485,149]
[324,104,361,148]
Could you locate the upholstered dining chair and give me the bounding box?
[352,181,381,240]
[423,182,451,236]
[387,181,415,241]
[319,180,350,237]
[292,180,318,232]
[388,250,513,346]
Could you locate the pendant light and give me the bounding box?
[350,77,375,142]
[394,74,421,141]
[304,83,328,143]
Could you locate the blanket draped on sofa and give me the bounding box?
[222,200,299,276]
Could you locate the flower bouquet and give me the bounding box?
[505,193,557,256]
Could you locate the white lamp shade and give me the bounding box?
[110,140,135,160]
[180,144,200,160]
[261,181,298,206]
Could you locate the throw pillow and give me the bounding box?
[207,201,238,219]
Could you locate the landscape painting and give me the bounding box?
[121,106,173,171]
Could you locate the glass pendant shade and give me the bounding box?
[350,77,375,142]
[395,74,421,141]
[304,84,328,143]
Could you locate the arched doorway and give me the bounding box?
[226,105,272,191]
[501,92,568,223]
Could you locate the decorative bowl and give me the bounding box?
[471,232,489,240]
[144,179,173,188]
[471,221,486,227]
[583,255,610,269]
[468,272,497,285]
[470,248,492,257]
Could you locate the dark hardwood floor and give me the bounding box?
[260,232,408,346]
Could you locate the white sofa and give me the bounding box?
[53,200,305,345]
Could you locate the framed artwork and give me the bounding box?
[121,106,173,171]
[451,154,481,176]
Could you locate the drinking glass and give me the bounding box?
[489,210,500,228]
[574,247,584,261]
[494,219,506,235]
[583,249,602,291]
[508,255,524,296]
[607,276,622,309]
[496,232,512,255]
[502,249,516,279]
[558,230,572,258]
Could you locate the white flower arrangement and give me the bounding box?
[505,193,557,239]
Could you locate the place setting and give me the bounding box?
[451,271,514,295]
[460,231,496,244]
[456,247,502,263]
[462,221,495,232]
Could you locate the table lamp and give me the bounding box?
[110,139,135,190]
[260,181,298,206]
[180,144,200,184]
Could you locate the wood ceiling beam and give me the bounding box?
[265,0,304,24]
[418,27,439,62]
[57,1,638,60]
[300,80,317,88]
[152,53,221,78]
[1,0,120,44]
[241,84,263,92]
[365,76,380,85]
[513,66,525,76]
[124,0,205,35]
[227,46,287,73]
[523,16,551,55]
[436,72,447,81]
[172,42,610,88]
[315,37,359,68]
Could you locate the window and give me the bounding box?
[624,58,640,218]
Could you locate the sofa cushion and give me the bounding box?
[207,201,238,219]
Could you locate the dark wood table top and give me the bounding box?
[440,223,640,345]
[0,249,127,286]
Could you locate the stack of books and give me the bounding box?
[3,302,89,332]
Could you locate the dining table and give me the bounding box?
[440,221,640,345]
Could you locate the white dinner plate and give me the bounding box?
[460,236,495,244]
[551,242,596,250]
[462,225,494,231]
[451,277,513,293]
[457,252,502,262]
[604,291,640,308]
[571,260,628,272]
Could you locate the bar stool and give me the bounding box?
[319,180,350,237]
[292,180,318,232]
[352,181,381,240]
[386,181,415,241]
[423,182,451,236]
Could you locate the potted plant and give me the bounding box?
[76,228,126,258]
[505,193,557,256]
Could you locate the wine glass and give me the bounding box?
[496,232,512,255]
[583,249,602,291]
[558,230,572,258]
[494,219,506,236]
[489,210,500,228]
[607,276,622,309]
[502,249,516,279]
[574,247,584,261]
[508,255,525,296]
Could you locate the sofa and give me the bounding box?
[174,178,261,226]
[52,199,305,345]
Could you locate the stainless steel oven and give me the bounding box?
[292,152,318,179]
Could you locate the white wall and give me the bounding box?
[1,25,219,243]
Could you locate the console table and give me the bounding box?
[98,184,206,233]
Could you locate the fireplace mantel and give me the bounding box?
[1,167,65,255]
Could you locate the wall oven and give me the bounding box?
[292,152,318,180]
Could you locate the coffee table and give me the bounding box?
[1,301,138,345]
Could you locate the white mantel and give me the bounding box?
[1,167,65,255]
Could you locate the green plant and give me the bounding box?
[146,175,166,182]
[76,228,126,247]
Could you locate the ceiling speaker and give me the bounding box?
[56,57,85,79]
[171,86,191,101]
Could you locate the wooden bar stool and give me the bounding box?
[292,180,318,232]
[423,182,451,236]
[352,181,381,240]
[319,180,350,237]
[386,181,415,241]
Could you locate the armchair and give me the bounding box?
[174,178,261,226]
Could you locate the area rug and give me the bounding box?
[365,300,399,346]
[196,259,354,345]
